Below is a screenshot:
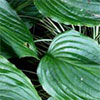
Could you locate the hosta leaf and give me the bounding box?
[7,0,25,9]
[35,0,100,26]
[0,38,17,58]
[7,0,42,28]
[19,4,42,29]
[38,30,100,100]
[48,97,55,100]
[0,55,41,100]
[0,0,38,59]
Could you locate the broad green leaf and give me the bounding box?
[7,0,42,28]
[7,0,26,10]
[0,55,41,100]
[0,0,38,59]
[48,97,55,100]
[35,0,100,26]
[38,30,100,100]
[0,38,17,58]
[19,4,42,29]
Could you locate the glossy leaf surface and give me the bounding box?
[0,0,38,58]
[38,30,100,100]
[0,38,17,58]
[35,0,100,26]
[0,55,41,100]
[48,97,55,100]
[7,0,42,28]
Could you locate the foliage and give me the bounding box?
[34,0,100,26]
[0,55,41,100]
[38,30,100,100]
[0,0,100,100]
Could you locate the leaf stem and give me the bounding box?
[71,25,75,30]
[47,18,61,33]
[93,26,96,39]
[34,39,52,43]
[96,26,99,37]
[58,23,65,32]
[79,26,81,33]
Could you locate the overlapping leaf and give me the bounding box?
[19,4,42,28]
[0,0,38,58]
[0,38,17,58]
[38,30,100,100]
[7,0,42,28]
[0,55,41,100]
[35,0,100,26]
[48,97,55,100]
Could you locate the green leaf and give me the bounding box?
[48,97,55,100]
[35,0,100,26]
[7,0,42,28]
[0,38,17,58]
[38,30,100,100]
[0,0,38,59]
[7,0,26,10]
[19,4,42,29]
[0,55,41,100]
